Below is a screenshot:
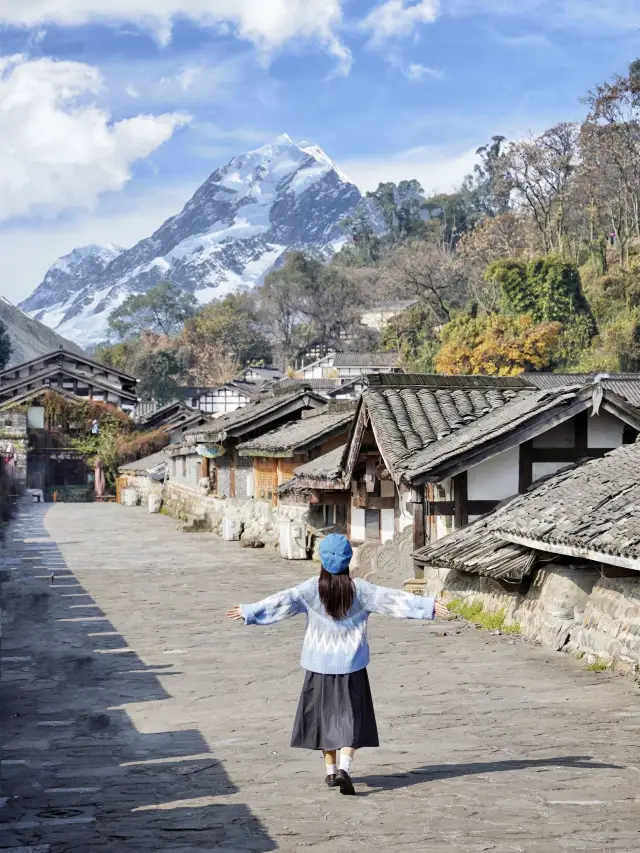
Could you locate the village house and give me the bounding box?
[163,388,329,534]
[296,351,401,381]
[411,441,640,676]
[359,299,419,332]
[0,348,139,497]
[185,380,267,414]
[278,372,640,585]
[236,404,355,545]
[0,347,138,411]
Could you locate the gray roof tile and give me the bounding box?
[414,441,640,578]
[238,410,354,456]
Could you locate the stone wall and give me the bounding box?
[122,474,163,506]
[161,481,321,549]
[417,563,640,677]
[0,412,28,486]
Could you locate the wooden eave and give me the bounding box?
[0,366,138,403]
[0,348,138,384]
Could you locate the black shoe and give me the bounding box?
[336,769,355,795]
[325,773,338,788]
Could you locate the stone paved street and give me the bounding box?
[1,501,640,853]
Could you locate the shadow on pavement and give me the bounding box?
[356,756,622,796]
[0,501,276,852]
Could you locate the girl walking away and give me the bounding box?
[227,534,449,795]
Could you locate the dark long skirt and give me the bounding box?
[290,668,379,751]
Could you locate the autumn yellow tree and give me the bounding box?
[435,314,562,376]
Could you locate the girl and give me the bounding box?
[227,534,449,795]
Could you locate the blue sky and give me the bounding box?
[0,0,638,301]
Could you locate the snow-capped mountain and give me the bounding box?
[20,134,362,346]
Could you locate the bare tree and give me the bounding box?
[504,122,579,254]
[378,242,466,323]
[580,67,640,268]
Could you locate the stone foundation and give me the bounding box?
[413,563,640,677]
[161,481,322,551]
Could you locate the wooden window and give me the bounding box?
[255,458,277,503]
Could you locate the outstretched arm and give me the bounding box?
[227,586,306,626]
[358,579,440,620]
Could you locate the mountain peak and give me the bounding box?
[20,137,362,346]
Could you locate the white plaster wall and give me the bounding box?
[351,507,366,542]
[467,445,519,501]
[381,509,395,543]
[27,406,44,429]
[588,412,624,448]
[532,461,570,482]
[435,514,453,540]
[398,489,413,531]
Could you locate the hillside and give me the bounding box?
[0,298,84,367]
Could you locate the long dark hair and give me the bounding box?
[318,567,355,620]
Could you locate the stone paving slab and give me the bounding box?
[1,502,639,852]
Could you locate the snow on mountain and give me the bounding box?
[20,134,362,346]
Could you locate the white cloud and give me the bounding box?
[0,0,352,73]
[341,145,479,194]
[0,179,200,303]
[403,62,441,81]
[0,55,189,222]
[361,0,440,45]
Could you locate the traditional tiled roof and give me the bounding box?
[524,373,640,408]
[0,366,139,404]
[185,389,326,443]
[333,352,400,368]
[275,378,342,393]
[414,441,640,577]
[119,450,168,474]
[238,409,354,457]
[366,373,530,389]
[361,383,547,483]
[278,445,348,496]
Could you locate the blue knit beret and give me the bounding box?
[319,534,353,574]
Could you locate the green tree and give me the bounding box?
[487,255,594,329]
[182,292,272,368]
[108,282,197,339]
[136,349,186,404]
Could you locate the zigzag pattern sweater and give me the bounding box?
[241,577,436,675]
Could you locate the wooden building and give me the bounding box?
[168,389,328,497]
[0,348,139,496]
[278,373,640,579]
[0,347,138,410]
[237,404,355,507]
[411,442,640,669]
[296,351,401,381]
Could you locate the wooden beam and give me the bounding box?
[500,533,640,574]
[313,491,350,506]
[425,500,500,516]
[454,471,468,529]
[531,447,614,463]
[519,440,533,493]
[411,486,425,579]
[353,495,395,510]
[574,409,588,454]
